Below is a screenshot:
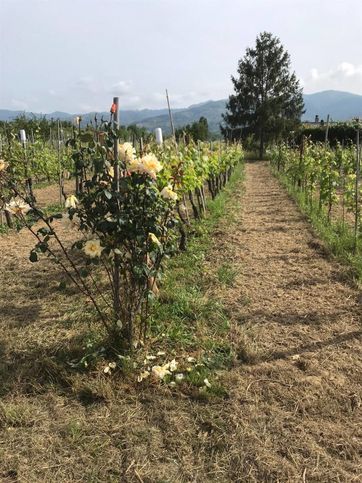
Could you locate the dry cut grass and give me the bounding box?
[0,163,361,482]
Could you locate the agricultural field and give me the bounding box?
[0,112,361,482]
[2,0,362,478]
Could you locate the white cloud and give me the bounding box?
[305,62,362,94]
[109,81,132,96]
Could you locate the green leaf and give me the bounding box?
[29,250,38,263]
[79,268,90,278]
[38,242,48,253]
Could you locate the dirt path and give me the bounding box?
[34,179,74,207]
[208,160,362,481]
[0,161,361,482]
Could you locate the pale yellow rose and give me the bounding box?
[139,154,163,179]
[161,185,178,201]
[165,359,178,372]
[137,370,150,382]
[128,158,143,173]
[83,239,104,258]
[65,194,78,209]
[152,365,171,380]
[0,159,8,172]
[204,378,212,388]
[119,142,135,163]
[5,198,31,216]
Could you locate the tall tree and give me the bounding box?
[222,32,304,158]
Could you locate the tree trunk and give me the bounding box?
[259,128,264,159]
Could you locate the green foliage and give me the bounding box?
[271,139,362,278]
[222,31,304,158]
[0,129,73,185]
[175,116,210,142]
[1,113,243,354]
[298,122,360,146]
[0,114,72,141]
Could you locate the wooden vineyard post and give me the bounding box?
[112,98,120,191]
[165,89,190,247]
[341,161,346,228]
[75,116,83,196]
[4,210,13,229]
[197,141,206,214]
[110,97,123,343]
[57,120,63,206]
[324,114,330,146]
[166,89,176,144]
[74,119,79,196]
[20,129,35,202]
[354,122,361,253]
[298,135,305,189]
[139,137,144,157]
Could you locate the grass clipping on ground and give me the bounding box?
[1,161,361,483]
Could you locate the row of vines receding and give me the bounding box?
[270,125,362,258]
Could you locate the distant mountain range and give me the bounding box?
[1,90,361,134]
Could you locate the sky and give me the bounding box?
[0,0,361,113]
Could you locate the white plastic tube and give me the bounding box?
[155,127,163,145]
[19,129,27,143]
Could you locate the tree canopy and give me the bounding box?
[175,116,209,142]
[222,32,304,157]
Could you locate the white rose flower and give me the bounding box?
[139,154,163,179]
[0,159,8,172]
[65,194,78,209]
[152,365,171,380]
[204,378,212,388]
[119,142,136,163]
[127,158,143,174]
[137,370,150,382]
[5,198,31,216]
[83,239,104,258]
[167,359,178,372]
[161,185,178,201]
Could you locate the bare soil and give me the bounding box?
[0,161,361,482]
[33,179,74,207]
